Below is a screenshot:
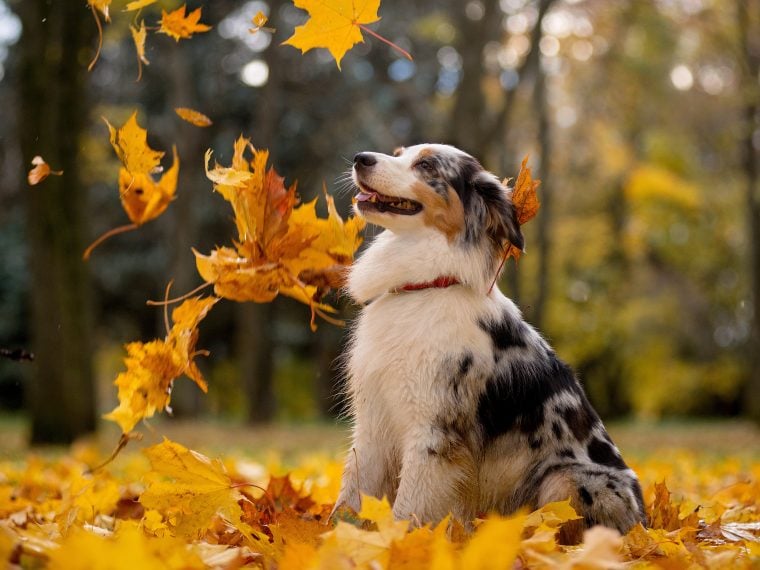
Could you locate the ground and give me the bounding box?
[0,417,758,568]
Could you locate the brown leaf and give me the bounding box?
[175,107,213,127]
[27,156,62,185]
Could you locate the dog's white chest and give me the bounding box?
[349,288,496,423]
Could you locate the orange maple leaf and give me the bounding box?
[195,137,365,328]
[27,156,62,186]
[503,156,541,264]
[175,107,213,127]
[103,296,217,434]
[283,0,410,69]
[250,10,275,34]
[118,147,179,226]
[158,5,212,42]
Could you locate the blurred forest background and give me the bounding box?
[0,0,758,444]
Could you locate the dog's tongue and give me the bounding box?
[356,191,374,202]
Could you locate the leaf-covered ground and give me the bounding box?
[0,421,758,569]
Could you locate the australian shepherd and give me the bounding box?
[335,144,645,541]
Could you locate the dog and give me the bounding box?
[334,144,645,541]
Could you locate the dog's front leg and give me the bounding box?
[334,427,395,514]
[392,427,476,525]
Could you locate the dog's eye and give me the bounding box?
[417,159,435,172]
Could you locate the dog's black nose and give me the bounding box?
[353,153,377,168]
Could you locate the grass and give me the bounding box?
[1,413,758,465]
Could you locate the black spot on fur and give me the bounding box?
[427,447,438,456]
[606,482,616,491]
[587,437,628,470]
[560,400,598,443]
[459,353,473,376]
[478,312,527,351]
[552,421,564,439]
[450,353,474,399]
[579,486,593,506]
[478,353,577,441]
[631,479,646,520]
[529,437,543,450]
[558,448,576,459]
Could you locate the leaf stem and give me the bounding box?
[146,281,213,306]
[83,223,139,260]
[162,280,174,335]
[88,6,103,72]
[358,24,412,61]
[488,245,511,294]
[85,432,143,475]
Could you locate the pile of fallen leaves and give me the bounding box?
[0,440,757,569]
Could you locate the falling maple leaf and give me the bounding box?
[158,5,212,42]
[118,147,179,226]
[124,0,157,11]
[175,107,213,127]
[283,0,411,69]
[250,10,275,34]
[195,137,365,328]
[130,20,150,81]
[488,156,541,292]
[27,156,62,186]
[83,120,176,260]
[504,155,541,263]
[104,111,164,177]
[103,296,217,434]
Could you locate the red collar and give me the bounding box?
[391,276,461,293]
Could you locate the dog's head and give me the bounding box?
[352,144,524,253]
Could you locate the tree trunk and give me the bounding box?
[445,0,502,157]
[16,0,95,443]
[163,42,206,417]
[240,302,278,423]
[738,0,760,422]
[239,0,285,424]
[531,49,552,330]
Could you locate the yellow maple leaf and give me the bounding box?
[195,137,364,328]
[283,0,381,69]
[88,0,111,21]
[84,142,177,260]
[104,111,164,177]
[459,514,526,569]
[158,5,212,42]
[523,499,581,530]
[130,20,149,81]
[140,439,248,539]
[47,525,204,570]
[175,107,213,127]
[125,0,157,11]
[103,297,217,434]
[27,155,62,186]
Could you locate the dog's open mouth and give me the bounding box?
[355,184,422,215]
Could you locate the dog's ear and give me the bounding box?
[471,172,524,252]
